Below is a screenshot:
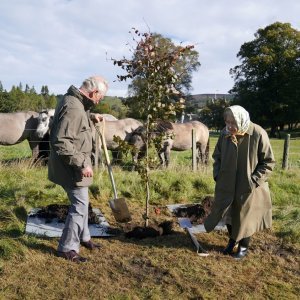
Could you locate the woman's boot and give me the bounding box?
[222,224,237,255]
[232,237,250,260]
[222,238,237,255]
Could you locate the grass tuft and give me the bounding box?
[0,239,26,260]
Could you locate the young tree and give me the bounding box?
[112,28,199,225]
[230,22,300,135]
[123,32,200,119]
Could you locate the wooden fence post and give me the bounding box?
[282,133,290,170]
[192,129,197,171]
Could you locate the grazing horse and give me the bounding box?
[93,118,143,164]
[35,109,55,138]
[0,110,51,160]
[129,120,210,167]
[35,109,55,163]
[36,112,120,164]
[99,113,118,121]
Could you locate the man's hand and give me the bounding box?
[91,113,103,123]
[81,166,93,177]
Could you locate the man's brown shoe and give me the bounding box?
[81,240,101,250]
[57,250,88,263]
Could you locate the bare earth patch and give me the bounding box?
[28,203,100,224]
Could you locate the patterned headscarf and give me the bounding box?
[225,105,250,135]
[224,105,250,145]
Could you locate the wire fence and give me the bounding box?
[0,132,299,169]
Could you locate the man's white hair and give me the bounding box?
[81,76,108,94]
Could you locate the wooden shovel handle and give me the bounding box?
[96,121,118,199]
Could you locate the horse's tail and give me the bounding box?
[205,137,210,165]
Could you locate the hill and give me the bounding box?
[186,93,234,108]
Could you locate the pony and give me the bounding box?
[129,120,210,167]
[0,110,52,160]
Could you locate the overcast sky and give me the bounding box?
[0,0,299,97]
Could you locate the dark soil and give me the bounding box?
[124,196,214,239]
[125,221,175,239]
[173,196,214,224]
[29,204,100,224]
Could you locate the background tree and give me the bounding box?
[0,90,12,112]
[29,86,37,94]
[112,28,199,225]
[124,32,200,120]
[230,22,300,136]
[8,85,26,111]
[46,94,58,109]
[199,98,230,130]
[25,84,30,94]
[41,85,49,96]
[91,96,128,119]
[40,85,57,109]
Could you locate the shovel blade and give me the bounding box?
[178,217,193,229]
[109,198,132,223]
[186,227,209,256]
[179,218,209,256]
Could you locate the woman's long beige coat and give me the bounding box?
[204,122,275,241]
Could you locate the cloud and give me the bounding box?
[0,0,299,96]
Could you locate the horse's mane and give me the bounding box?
[155,120,174,132]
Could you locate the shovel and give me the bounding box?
[178,217,209,256]
[95,122,132,223]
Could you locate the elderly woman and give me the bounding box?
[204,105,275,260]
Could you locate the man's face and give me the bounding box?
[89,90,105,105]
[225,116,238,135]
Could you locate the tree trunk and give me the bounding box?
[270,125,277,137]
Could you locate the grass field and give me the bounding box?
[0,136,299,299]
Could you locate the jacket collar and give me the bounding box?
[246,122,254,135]
[67,85,94,111]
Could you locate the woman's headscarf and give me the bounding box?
[224,105,250,145]
[224,105,250,135]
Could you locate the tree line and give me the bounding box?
[0,82,57,113]
[0,81,128,119]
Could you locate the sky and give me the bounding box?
[0,0,299,97]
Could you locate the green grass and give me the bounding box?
[0,142,31,161]
[0,137,299,299]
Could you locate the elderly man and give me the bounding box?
[48,76,108,263]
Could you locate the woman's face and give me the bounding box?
[225,116,238,135]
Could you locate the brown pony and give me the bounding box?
[93,118,143,164]
[129,120,210,167]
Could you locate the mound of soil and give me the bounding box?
[125,221,175,239]
[174,196,214,224]
[29,204,100,224]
